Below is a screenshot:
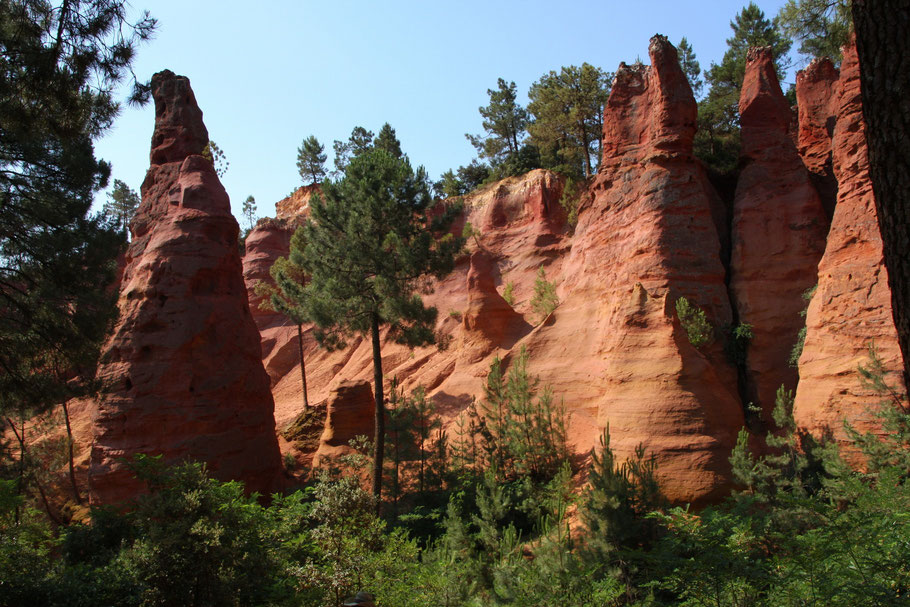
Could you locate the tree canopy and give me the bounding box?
[293,148,463,500]
[0,0,155,419]
[527,63,611,179]
[297,136,327,186]
[466,78,529,169]
[102,179,141,237]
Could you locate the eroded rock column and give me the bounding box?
[89,71,282,504]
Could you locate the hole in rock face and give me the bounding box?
[124,377,133,391]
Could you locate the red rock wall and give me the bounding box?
[89,71,282,504]
[729,47,828,421]
[793,41,907,444]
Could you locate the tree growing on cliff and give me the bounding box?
[467,78,530,172]
[292,148,464,504]
[374,123,403,158]
[527,64,611,179]
[297,136,327,186]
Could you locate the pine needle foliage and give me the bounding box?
[530,266,559,322]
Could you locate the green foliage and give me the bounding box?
[789,284,816,367]
[297,135,327,185]
[696,2,792,174]
[475,348,570,484]
[0,0,152,464]
[466,78,530,171]
[298,149,463,351]
[295,147,463,498]
[332,126,374,177]
[678,37,704,98]
[558,177,585,227]
[675,296,714,349]
[103,180,141,237]
[778,0,852,63]
[502,281,515,306]
[202,140,229,177]
[530,266,559,322]
[242,195,258,232]
[373,123,403,158]
[527,63,611,179]
[724,322,754,366]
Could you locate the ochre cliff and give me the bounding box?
[74,38,902,509]
[729,47,828,421]
[793,41,908,443]
[89,71,282,504]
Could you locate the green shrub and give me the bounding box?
[675,296,713,349]
[502,281,515,306]
[530,266,558,321]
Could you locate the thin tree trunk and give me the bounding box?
[61,400,82,504]
[297,323,309,408]
[852,2,910,389]
[370,312,385,511]
[6,416,25,524]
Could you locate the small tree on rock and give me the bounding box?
[297,136,327,186]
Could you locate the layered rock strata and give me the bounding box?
[89,71,282,504]
[729,47,828,420]
[794,41,907,443]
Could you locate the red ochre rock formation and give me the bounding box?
[276,184,320,219]
[234,36,899,505]
[729,47,828,421]
[793,41,907,444]
[312,380,375,467]
[460,250,531,362]
[796,57,839,177]
[89,70,282,505]
[511,35,743,504]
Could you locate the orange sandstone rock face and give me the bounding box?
[729,47,828,420]
[312,380,375,467]
[518,36,743,504]
[89,71,282,505]
[795,58,839,182]
[794,42,907,443]
[276,184,319,219]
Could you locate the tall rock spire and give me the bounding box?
[729,47,828,422]
[89,71,282,504]
[793,40,907,444]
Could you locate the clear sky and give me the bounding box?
[94,0,797,221]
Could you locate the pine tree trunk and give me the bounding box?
[370,312,385,510]
[61,400,82,504]
[297,323,309,408]
[852,1,910,388]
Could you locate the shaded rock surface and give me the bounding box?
[794,41,907,444]
[729,47,828,421]
[795,57,840,218]
[89,71,282,504]
[312,380,375,467]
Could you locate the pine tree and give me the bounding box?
[373,123,403,158]
[530,266,559,322]
[527,64,611,179]
[332,126,374,177]
[102,179,141,237]
[696,3,792,173]
[677,37,703,98]
[296,135,326,185]
[778,0,852,63]
[241,195,258,232]
[256,232,311,409]
[293,148,464,504]
[466,78,529,168]
[0,0,155,497]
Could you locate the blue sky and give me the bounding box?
[94,0,795,221]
